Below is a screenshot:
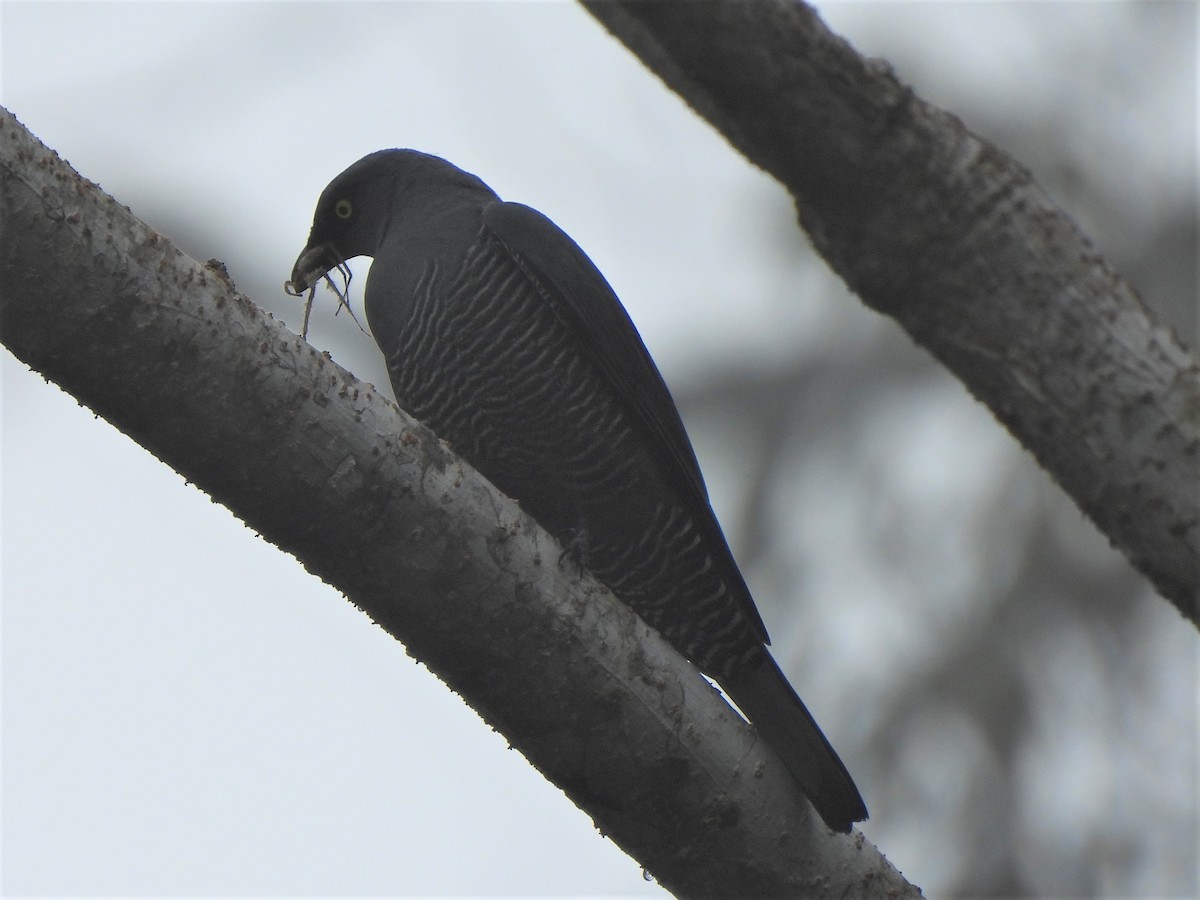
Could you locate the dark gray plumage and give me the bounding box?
[289,149,866,832]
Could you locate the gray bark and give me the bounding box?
[0,108,917,897]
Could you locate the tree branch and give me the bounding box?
[581,0,1199,622]
[0,109,917,897]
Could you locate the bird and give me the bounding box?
[288,149,867,833]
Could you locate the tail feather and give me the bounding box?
[722,651,867,833]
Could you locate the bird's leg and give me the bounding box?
[556,522,590,579]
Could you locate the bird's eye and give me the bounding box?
[335,199,353,220]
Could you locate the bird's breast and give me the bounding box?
[372,228,761,676]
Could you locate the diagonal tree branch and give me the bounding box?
[581,0,1199,622]
[0,109,917,897]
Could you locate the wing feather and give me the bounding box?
[484,201,769,645]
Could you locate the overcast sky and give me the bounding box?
[2,2,1195,897]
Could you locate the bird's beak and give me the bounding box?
[287,242,343,295]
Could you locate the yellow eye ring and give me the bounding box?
[335,199,353,219]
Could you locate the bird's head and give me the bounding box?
[287,151,403,295]
[287,149,496,297]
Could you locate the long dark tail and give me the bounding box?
[722,651,867,833]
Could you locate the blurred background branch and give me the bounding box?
[582,0,1199,621]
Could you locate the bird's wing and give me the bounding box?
[484,200,769,645]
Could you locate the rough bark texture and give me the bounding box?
[581,0,1199,622]
[0,109,919,897]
